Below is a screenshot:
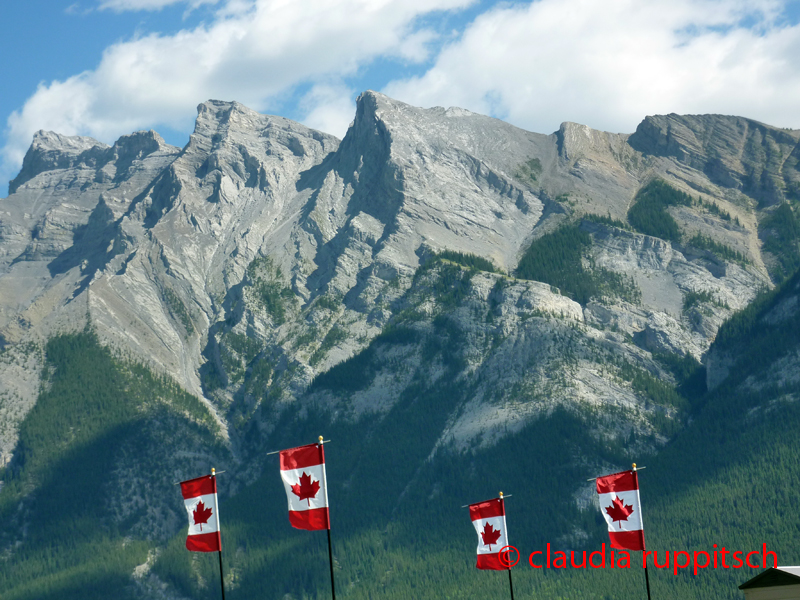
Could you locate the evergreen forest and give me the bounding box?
[0,268,798,599]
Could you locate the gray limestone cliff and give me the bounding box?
[0,91,796,521]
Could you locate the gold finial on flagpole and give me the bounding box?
[632,463,637,471]
[499,491,504,499]
[319,435,324,444]
[212,467,216,476]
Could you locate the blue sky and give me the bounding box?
[3,0,800,196]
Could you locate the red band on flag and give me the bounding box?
[608,530,645,551]
[596,470,638,494]
[469,498,505,521]
[280,443,324,470]
[186,531,221,552]
[180,475,216,499]
[477,551,511,571]
[289,507,330,531]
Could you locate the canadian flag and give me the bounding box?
[469,497,510,570]
[180,473,222,552]
[596,469,645,551]
[279,442,330,531]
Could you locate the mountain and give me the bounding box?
[0,92,799,599]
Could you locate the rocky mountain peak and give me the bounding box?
[340,90,393,153]
[189,99,259,154]
[8,131,109,193]
[30,129,105,153]
[187,99,339,168]
[195,99,254,131]
[111,130,172,161]
[555,121,629,161]
[354,89,401,116]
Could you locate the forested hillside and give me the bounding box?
[0,331,225,599]
[2,272,798,599]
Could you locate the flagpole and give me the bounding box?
[212,468,226,600]
[499,492,515,600]
[319,436,336,600]
[327,528,336,600]
[218,550,226,600]
[633,464,651,600]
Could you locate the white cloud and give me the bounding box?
[97,0,220,12]
[2,0,472,186]
[394,28,439,63]
[384,0,800,135]
[7,0,800,192]
[299,83,357,138]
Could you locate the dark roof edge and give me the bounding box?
[740,567,800,590]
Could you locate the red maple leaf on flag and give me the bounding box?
[291,471,321,506]
[481,522,502,550]
[605,495,634,525]
[193,500,213,531]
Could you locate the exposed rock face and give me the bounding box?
[8,131,109,194]
[0,90,794,484]
[629,114,800,207]
[0,129,180,336]
[585,221,765,359]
